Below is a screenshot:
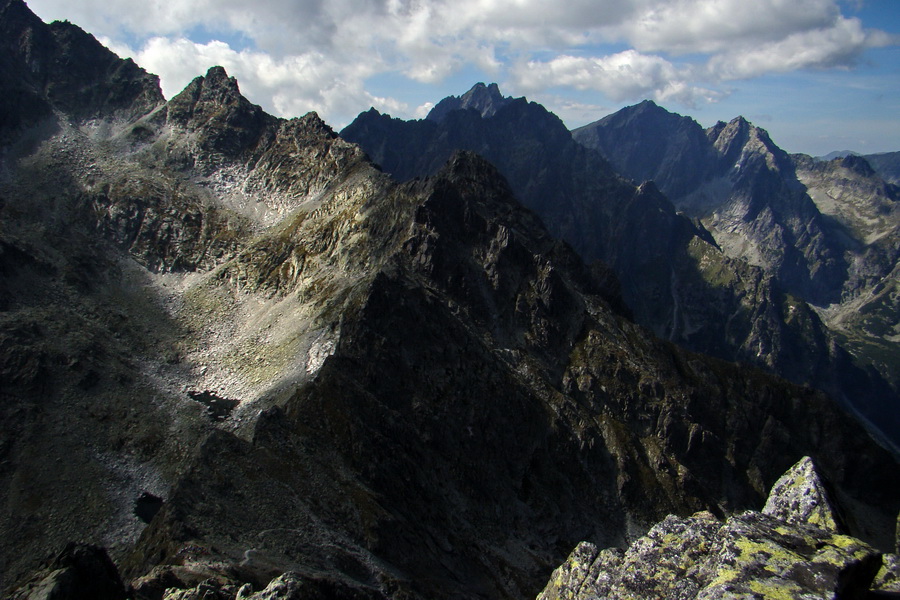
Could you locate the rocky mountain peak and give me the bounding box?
[1,0,44,40]
[708,115,751,161]
[838,153,878,177]
[3,4,900,598]
[624,98,663,116]
[167,65,246,121]
[426,81,515,122]
[201,65,242,96]
[572,99,715,199]
[161,65,276,168]
[571,98,898,431]
[708,116,788,172]
[0,0,162,129]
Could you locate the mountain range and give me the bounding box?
[1,2,898,599]
[341,87,900,447]
[571,100,900,404]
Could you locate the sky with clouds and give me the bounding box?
[23,0,900,155]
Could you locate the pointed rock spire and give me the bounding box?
[762,456,845,533]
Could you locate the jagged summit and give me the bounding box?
[838,153,878,177]
[426,81,516,122]
[575,98,900,444]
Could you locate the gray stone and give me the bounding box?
[762,456,844,533]
[539,459,884,600]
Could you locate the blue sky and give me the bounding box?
[24,0,900,156]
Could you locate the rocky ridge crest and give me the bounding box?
[573,101,900,443]
[538,456,898,600]
[425,82,515,123]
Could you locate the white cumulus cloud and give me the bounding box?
[103,36,404,127]
[510,51,724,106]
[707,16,896,80]
[25,0,900,126]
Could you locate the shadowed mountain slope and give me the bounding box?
[342,87,900,446]
[574,101,900,434]
[1,5,899,600]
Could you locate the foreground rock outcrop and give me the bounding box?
[539,457,897,600]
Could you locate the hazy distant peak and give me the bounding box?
[836,153,877,177]
[426,82,516,123]
[818,150,860,161]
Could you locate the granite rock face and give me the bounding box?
[539,457,884,600]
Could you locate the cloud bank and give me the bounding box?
[27,0,898,126]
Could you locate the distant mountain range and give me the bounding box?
[1,2,898,599]
[342,90,900,448]
[571,100,900,405]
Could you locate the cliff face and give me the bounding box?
[342,88,900,446]
[1,4,899,600]
[575,108,846,305]
[572,100,900,444]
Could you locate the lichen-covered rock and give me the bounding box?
[613,511,722,599]
[697,512,880,600]
[537,542,602,600]
[871,554,900,593]
[762,456,844,533]
[539,458,884,600]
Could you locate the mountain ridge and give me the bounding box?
[342,84,900,446]
[573,98,900,439]
[1,6,899,600]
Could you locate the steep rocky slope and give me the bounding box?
[864,151,900,185]
[572,100,900,443]
[792,153,900,390]
[574,102,845,305]
[341,88,899,446]
[2,4,899,600]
